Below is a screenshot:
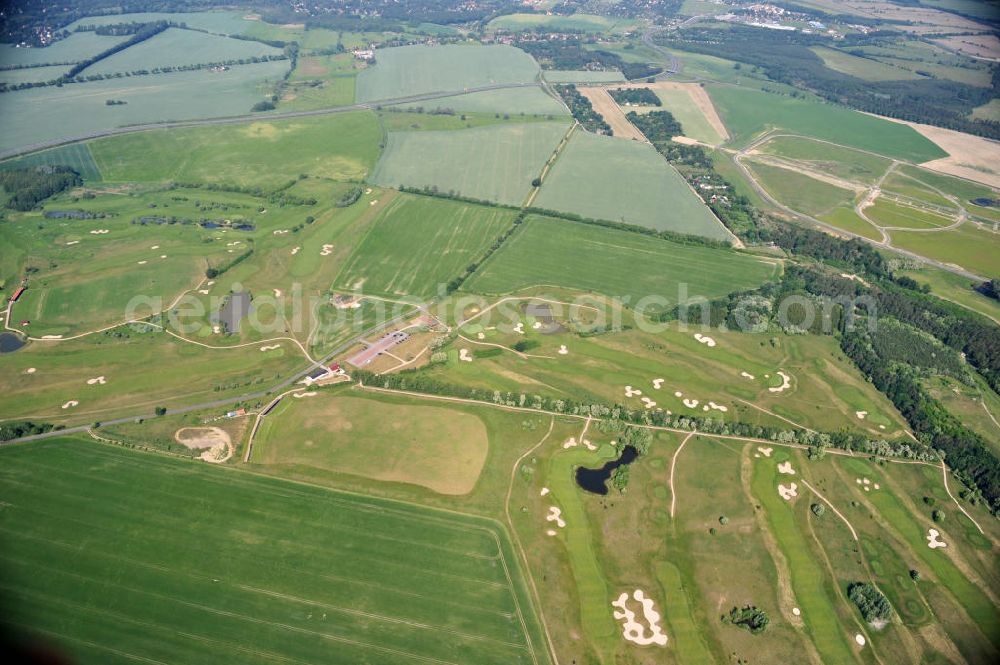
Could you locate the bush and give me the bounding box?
[719,516,729,525]
[611,465,630,492]
[909,569,921,582]
[512,339,540,352]
[811,503,826,517]
[848,582,893,625]
[721,606,769,634]
[154,406,167,416]
[932,509,945,523]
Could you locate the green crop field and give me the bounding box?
[91,111,380,187]
[542,70,626,84]
[866,199,953,230]
[394,87,569,116]
[890,224,1000,279]
[0,61,290,155]
[648,88,723,145]
[86,28,282,76]
[356,44,542,103]
[707,85,947,162]
[0,32,126,67]
[744,160,857,218]
[370,122,570,205]
[486,13,639,34]
[811,46,921,81]
[334,194,516,297]
[254,392,490,495]
[534,131,729,239]
[0,143,102,181]
[0,440,552,665]
[0,64,71,86]
[464,215,778,303]
[64,10,252,35]
[818,207,883,241]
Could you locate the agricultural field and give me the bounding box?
[334,194,517,298]
[542,70,626,84]
[356,44,542,103]
[889,224,1000,279]
[0,439,551,665]
[486,13,640,34]
[754,136,894,186]
[0,31,126,66]
[707,85,947,163]
[393,87,568,116]
[534,131,730,239]
[370,121,570,205]
[0,61,290,155]
[0,143,102,181]
[810,46,922,82]
[464,215,778,302]
[646,86,725,146]
[279,53,358,110]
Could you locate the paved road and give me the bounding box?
[0,82,541,160]
[2,310,414,445]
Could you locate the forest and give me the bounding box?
[554,84,612,134]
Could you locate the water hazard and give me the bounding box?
[575,445,639,495]
[0,332,26,353]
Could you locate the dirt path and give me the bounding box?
[578,87,647,142]
[735,398,817,434]
[801,479,858,541]
[939,460,985,535]
[669,431,696,518]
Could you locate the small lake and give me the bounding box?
[575,445,639,495]
[0,332,26,353]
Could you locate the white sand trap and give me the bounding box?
[778,483,798,500]
[292,391,317,398]
[61,400,79,409]
[86,376,107,385]
[198,289,210,295]
[477,332,485,340]
[702,404,709,411]
[562,437,578,449]
[273,289,283,297]
[546,506,566,528]
[226,241,241,247]
[459,348,473,362]
[855,634,866,647]
[513,322,524,334]
[65,240,79,246]
[370,199,378,205]
[708,401,728,412]
[150,245,159,250]
[546,529,557,537]
[792,607,801,616]
[160,255,167,259]
[874,484,880,490]
[683,398,699,409]
[319,244,334,256]
[777,461,796,475]
[540,487,550,496]
[878,424,886,430]
[856,411,868,420]
[212,325,221,334]
[693,333,716,347]
[273,229,289,235]
[652,378,664,389]
[769,371,791,393]
[137,260,148,265]
[40,335,63,339]
[558,345,568,355]
[757,447,773,457]
[365,188,372,194]
[25,368,37,374]
[291,246,300,255]
[740,371,755,380]
[674,390,683,398]
[864,487,870,492]
[532,321,542,330]
[863,478,870,485]
[856,478,862,484]
[927,529,947,549]
[260,344,281,352]
[207,280,215,286]
[641,397,657,409]
[612,590,668,647]
[583,438,597,451]
[625,386,642,398]
[89,229,109,235]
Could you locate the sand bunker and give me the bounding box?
[89,229,109,235]
[625,386,643,398]
[65,240,79,246]
[260,344,281,351]
[777,461,795,475]
[532,321,542,330]
[792,607,801,616]
[855,634,866,647]
[562,437,578,449]
[40,335,63,339]
[641,397,657,409]
[513,322,524,334]
[583,438,597,451]
[160,255,167,259]
[291,246,300,255]
[293,391,317,398]
[856,411,868,420]
[86,376,107,385]
[652,378,664,390]
[757,447,773,457]
[778,483,798,500]
[151,245,159,250]
[540,487,550,496]
[546,506,566,528]
[459,348,473,362]
[273,289,283,297]
[926,529,947,549]
[546,529,557,537]
[273,229,289,235]
[674,391,682,397]
[25,368,36,374]
[320,244,334,257]
[61,400,79,409]
[612,590,668,647]
[683,398,699,409]
[198,289,210,295]
[558,345,568,355]
[476,331,485,340]
[137,260,148,265]
[741,371,755,380]
[707,401,728,413]
[769,371,791,393]
[694,333,716,347]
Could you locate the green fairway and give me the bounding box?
[0,439,552,665]
[465,215,777,303]
[356,44,542,102]
[86,28,282,76]
[756,136,894,186]
[334,194,516,298]
[0,61,290,154]
[394,87,568,116]
[866,200,954,230]
[708,86,947,163]
[370,122,570,205]
[90,111,381,187]
[534,131,729,239]
[744,160,857,218]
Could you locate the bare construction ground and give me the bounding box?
[897,120,1000,189]
[578,87,647,142]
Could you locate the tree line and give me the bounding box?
[554,84,612,134]
[0,166,82,211]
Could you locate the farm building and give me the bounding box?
[9,286,25,303]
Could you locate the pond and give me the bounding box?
[0,332,26,353]
[575,445,639,495]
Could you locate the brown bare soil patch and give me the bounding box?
[297,57,328,77]
[578,87,647,142]
[897,120,1000,189]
